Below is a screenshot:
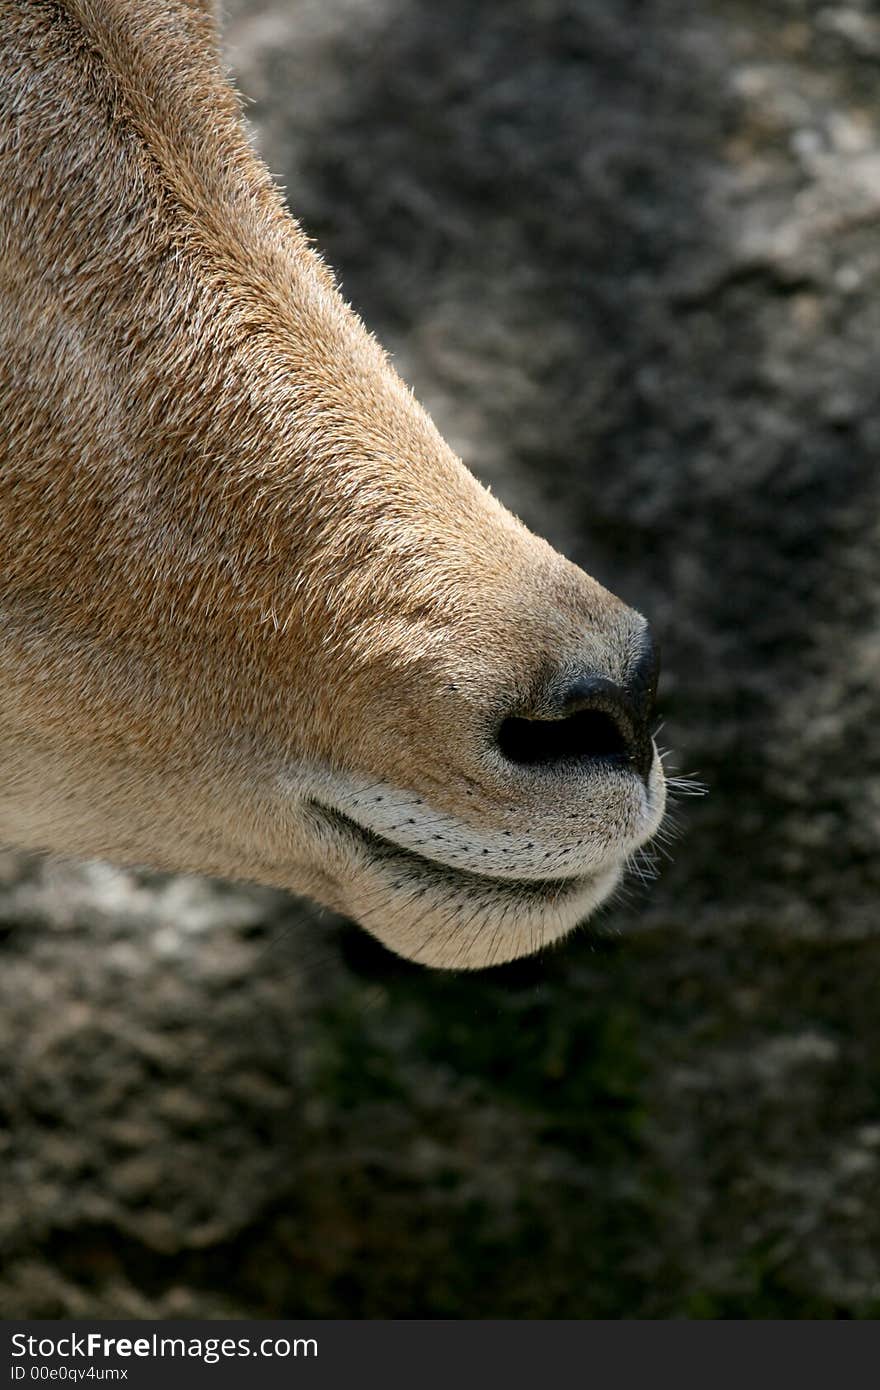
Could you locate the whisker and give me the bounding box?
[665,775,708,798]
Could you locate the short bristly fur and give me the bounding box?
[0,0,666,968]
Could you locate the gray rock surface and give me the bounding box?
[2,0,879,1316]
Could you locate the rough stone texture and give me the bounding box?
[2,0,880,1316]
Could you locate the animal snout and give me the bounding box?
[495,627,659,783]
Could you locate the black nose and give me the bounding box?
[496,627,659,782]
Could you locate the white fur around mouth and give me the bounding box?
[286,763,655,883]
[305,800,624,970]
[311,802,598,899]
[277,764,663,968]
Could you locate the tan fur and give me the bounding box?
[0,0,665,968]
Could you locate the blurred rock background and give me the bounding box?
[2,0,880,1317]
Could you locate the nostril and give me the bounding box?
[496,666,657,781]
[497,705,633,769]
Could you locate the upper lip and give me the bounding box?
[308,801,597,899]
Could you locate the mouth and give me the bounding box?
[305,800,624,970]
[314,802,593,898]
